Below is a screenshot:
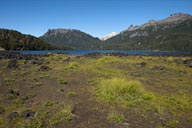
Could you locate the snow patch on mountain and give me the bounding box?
[100,32,117,41]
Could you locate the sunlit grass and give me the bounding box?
[107,111,124,123]
[96,77,154,106]
[50,103,74,126]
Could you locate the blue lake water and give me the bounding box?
[15,50,192,55]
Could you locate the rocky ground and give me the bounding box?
[0,52,192,128]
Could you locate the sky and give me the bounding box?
[0,0,192,38]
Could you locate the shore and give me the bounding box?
[0,52,192,128]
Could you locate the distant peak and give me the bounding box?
[43,28,80,37]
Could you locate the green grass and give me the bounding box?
[66,62,79,69]
[4,77,15,86]
[50,103,74,126]
[44,100,55,107]
[33,82,42,87]
[107,111,124,123]
[163,120,180,128]
[67,91,77,97]
[96,77,154,106]
[58,78,68,85]
[19,112,44,128]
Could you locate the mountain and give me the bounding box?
[100,32,117,41]
[103,13,192,51]
[0,29,56,50]
[40,29,102,49]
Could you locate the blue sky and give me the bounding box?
[0,0,192,37]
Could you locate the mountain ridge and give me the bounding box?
[40,28,102,49]
[1,13,191,51]
[0,28,58,50]
[103,13,192,51]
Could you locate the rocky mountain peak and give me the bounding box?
[43,28,79,37]
[122,13,192,33]
[162,13,191,23]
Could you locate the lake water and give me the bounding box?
[16,50,192,55]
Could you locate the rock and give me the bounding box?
[64,57,71,62]
[82,52,102,58]
[7,59,18,69]
[182,59,191,64]
[7,89,20,96]
[7,112,19,120]
[152,66,166,70]
[38,65,51,71]
[188,64,192,68]
[182,59,192,68]
[30,60,43,65]
[0,107,5,114]
[136,62,146,67]
[21,110,35,119]
[107,52,128,57]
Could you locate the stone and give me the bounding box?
[38,65,51,71]
[21,110,35,119]
[0,107,5,114]
[7,89,20,96]
[152,66,166,70]
[7,59,18,69]
[136,62,146,67]
[7,112,19,120]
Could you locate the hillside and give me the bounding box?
[40,29,102,49]
[103,13,192,51]
[0,29,57,50]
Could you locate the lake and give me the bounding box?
[15,50,192,55]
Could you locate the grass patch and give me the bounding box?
[33,82,42,87]
[66,62,78,69]
[96,78,154,106]
[163,120,179,128]
[4,77,15,86]
[19,112,44,128]
[50,103,74,126]
[67,91,77,97]
[58,78,67,85]
[39,73,49,78]
[44,100,55,107]
[107,111,124,123]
